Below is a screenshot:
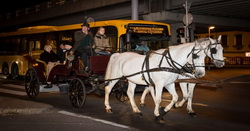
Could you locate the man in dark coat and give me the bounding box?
[57,40,73,63]
[71,22,94,71]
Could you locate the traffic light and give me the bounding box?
[176,28,184,43]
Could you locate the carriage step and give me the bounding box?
[44,84,53,88]
[39,85,59,92]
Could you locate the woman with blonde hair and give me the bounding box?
[93,27,111,55]
[40,44,60,79]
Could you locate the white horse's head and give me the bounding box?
[189,36,225,78]
[187,41,208,78]
[207,36,225,68]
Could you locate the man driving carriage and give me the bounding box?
[71,22,95,72]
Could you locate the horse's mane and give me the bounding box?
[196,38,209,43]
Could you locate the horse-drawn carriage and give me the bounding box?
[24,53,127,108]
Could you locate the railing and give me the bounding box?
[0,0,78,21]
[225,57,250,65]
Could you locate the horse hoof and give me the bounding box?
[140,103,146,107]
[155,116,165,124]
[106,109,113,113]
[159,107,167,116]
[189,112,197,117]
[135,112,143,118]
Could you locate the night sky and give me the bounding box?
[0,0,50,14]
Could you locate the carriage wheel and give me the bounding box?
[69,78,86,108]
[114,81,128,102]
[115,91,128,102]
[25,68,40,99]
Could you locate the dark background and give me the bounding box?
[0,0,49,14]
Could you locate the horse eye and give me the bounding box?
[192,54,199,59]
[211,48,217,54]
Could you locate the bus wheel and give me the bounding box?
[25,68,40,99]
[11,63,19,79]
[2,62,9,76]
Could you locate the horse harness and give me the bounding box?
[105,39,222,86]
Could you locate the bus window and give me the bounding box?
[35,41,41,50]
[21,37,28,54]
[125,23,170,51]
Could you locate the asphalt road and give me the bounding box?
[0,68,250,131]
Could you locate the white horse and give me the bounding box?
[140,36,225,117]
[104,38,215,123]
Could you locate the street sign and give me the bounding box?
[183,13,193,25]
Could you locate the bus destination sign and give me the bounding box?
[129,26,164,34]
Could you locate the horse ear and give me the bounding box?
[217,35,222,43]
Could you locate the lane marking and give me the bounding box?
[0,88,26,96]
[162,99,209,107]
[58,110,132,130]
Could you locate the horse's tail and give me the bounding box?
[105,53,120,81]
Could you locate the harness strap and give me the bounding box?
[141,51,155,87]
[105,67,183,82]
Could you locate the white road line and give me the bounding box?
[2,84,25,90]
[0,88,26,96]
[58,110,132,130]
[162,99,209,107]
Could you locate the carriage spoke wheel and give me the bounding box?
[69,78,86,108]
[114,81,128,102]
[25,68,40,99]
[115,91,128,102]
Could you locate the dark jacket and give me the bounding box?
[72,30,94,53]
[40,50,60,64]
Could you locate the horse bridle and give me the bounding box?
[204,40,225,63]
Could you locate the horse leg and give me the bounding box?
[154,84,165,123]
[175,82,188,108]
[127,82,142,116]
[140,86,155,107]
[140,87,149,107]
[162,83,178,114]
[104,80,119,113]
[187,83,197,117]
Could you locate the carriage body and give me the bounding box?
[25,54,112,107]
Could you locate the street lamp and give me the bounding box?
[208,26,215,38]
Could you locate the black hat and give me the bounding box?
[81,22,90,27]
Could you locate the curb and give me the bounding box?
[0,107,54,115]
[220,75,250,83]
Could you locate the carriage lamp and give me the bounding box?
[208,26,215,37]
[32,63,39,67]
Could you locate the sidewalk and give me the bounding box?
[204,67,250,81]
[0,96,54,115]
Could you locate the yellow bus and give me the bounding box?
[0,20,171,78]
